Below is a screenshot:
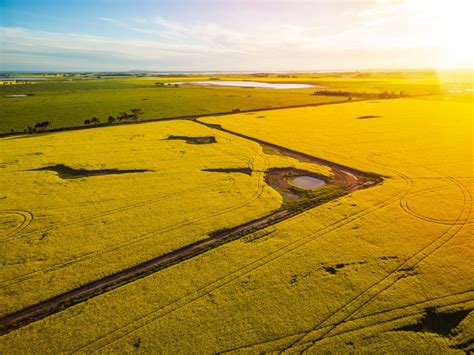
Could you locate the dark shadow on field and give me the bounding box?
[164,135,216,144]
[398,308,471,336]
[357,115,381,119]
[202,167,252,176]
[28,164,153,179]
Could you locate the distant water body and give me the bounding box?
[175,80,321,89]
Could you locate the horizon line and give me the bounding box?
[1,68,473,74]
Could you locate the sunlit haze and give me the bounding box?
[1,0,473,71]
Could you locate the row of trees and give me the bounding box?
[10,108,146,135]
[84,108,144,125]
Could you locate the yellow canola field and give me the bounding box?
[204,98,473,179]
[0,119,329,315]
[1,98,473,353]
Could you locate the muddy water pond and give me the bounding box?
[290,176,326,189]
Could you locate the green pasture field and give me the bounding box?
[0,78,343,133]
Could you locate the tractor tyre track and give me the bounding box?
[221,289,474,353]
[0,210,33,240]
[1,124,270,297]
[1,186,207,244]
[1,119,381,341]
[73,167,402,352]
[281,162,472,353]
[400,183,474,225]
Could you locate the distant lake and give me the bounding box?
[0,77,48,81]
[175,80,321,89]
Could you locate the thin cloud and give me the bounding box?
[3,0,468,71]
[0,26,242,62]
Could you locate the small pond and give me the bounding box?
[291,176,326,189]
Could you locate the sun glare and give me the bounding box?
[410,0,474,68]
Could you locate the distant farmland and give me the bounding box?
[2,70,466,135]
[0,77,344,133]
[1,72,473,353]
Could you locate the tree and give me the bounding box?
[84,119,91,125]
[108,116,116,124]
[130,108,144,120]
[91,117,100,124]
[34,120,52,131]
[118,112,128,121]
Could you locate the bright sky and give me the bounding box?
[1,0,473,71]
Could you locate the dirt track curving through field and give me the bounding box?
[0,118,382,335]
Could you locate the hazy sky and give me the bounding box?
[1,0,472,71]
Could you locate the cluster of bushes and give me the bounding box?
[313,90,408,99]
[19,120,52,134]
[83,117,101,125]
[154,82,179,88]
[83,108,144,125]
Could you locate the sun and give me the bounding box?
[408,0,474,68]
